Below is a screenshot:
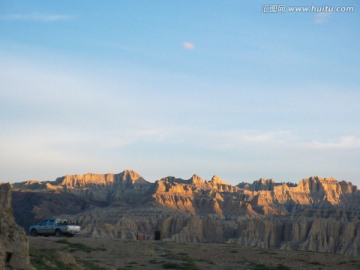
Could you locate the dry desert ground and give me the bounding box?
[29,236,360,270]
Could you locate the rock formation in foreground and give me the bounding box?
[10,170,360,256]
[0,183,33,270]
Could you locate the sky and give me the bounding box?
[1,1,359,185]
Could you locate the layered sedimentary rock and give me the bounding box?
[0,183,33,270]
[10,171,360,255]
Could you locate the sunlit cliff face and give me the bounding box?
[13,170,358,215]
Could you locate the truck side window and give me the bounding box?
[48,220,55,226]
[39,220,48,226]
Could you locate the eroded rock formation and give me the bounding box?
[0,183,33,270]
[10,171,360,255]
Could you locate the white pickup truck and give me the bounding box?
[29,218,81,237]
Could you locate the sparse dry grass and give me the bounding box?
[29,236,360,270]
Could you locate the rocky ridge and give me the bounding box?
[10,171,360,255]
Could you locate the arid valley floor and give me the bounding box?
[29,236,360,270]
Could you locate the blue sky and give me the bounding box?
[1,1,359,185]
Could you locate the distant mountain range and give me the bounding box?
[10,170,360,255]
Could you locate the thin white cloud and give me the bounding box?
[212,130,294,150]
[182,42,196,50]
[309,136,360,149]
[314,12,331,24]
[0,13,72,22]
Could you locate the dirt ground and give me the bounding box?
[29,236,360,270]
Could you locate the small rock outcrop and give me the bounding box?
[0,183,33,270]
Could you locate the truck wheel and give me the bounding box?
[55,229,62,237]
[30,229,38,237]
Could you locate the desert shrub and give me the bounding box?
[149,259,160,264]
[252,263,291,270]
[197,258,215,265]
[309,261,324,266]
[162,261,200,270]
[163,262,182,269]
